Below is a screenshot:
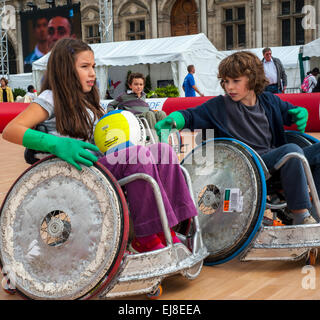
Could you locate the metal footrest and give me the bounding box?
[240,224,320,261]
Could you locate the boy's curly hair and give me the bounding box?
[218,51,269,95]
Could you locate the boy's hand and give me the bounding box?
[288,107,308,133]
[155,117,175,143]
[155,111,185,143]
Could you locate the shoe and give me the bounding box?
[303,215,318,225]
[157,229,182,245]
[129,234,165,253]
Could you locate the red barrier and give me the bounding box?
[0,103,28,133]
[1,93,320,133]
[162,93,320,132]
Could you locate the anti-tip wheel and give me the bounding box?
[306,249,318,266]
[147,285,163,300]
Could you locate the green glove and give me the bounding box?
[22,128,100,171]
[288,107,308,133]
[155,111,185,143]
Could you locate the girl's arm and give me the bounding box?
[2,102,49,145]
[2,102,100,171]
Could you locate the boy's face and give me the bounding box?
[223,76,255,104]
[129,78,145,96]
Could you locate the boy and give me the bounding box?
[107,72,166,136]
[155,51,320,225]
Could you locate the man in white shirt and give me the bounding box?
[262,48,287,94]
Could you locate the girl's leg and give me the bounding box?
[98,144,197,237]
[147,143,198,223]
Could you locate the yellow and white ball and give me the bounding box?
[94,110,146,153]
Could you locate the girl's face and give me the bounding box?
[74,50,96,93]
[1,79,6,87]
[129,78,145,97]
[223,76,256,105]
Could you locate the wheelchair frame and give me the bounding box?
[240,133,320,262]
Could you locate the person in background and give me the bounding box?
[24,16,49,67]
[312,77,320,93]
[107,72,167,136]
[262,48,287,94]
[182,65,204,97]
[304,68,319,93]
[47,16,75,50]
[24,85,37,103]
[0,77,14,102]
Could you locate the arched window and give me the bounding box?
[171,0,198,36]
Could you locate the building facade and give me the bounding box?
[3,0,320,74]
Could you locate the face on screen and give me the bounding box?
[47,16,72,49]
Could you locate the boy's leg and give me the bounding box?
[261,143,311,212]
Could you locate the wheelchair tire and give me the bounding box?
[181,138,267,265]
[0,156,129,300]
[285,130,319,148]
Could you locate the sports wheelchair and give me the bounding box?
[0,116,205,299]
[181,130,320,266]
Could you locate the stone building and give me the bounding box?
[3,0,320,74]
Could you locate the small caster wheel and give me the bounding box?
[2,279,16,295]
[147,285,163,300]
[306,249,318,265]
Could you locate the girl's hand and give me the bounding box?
[23,129,99,170]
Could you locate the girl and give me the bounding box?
[2,38,198,253]
[156,51,320,225]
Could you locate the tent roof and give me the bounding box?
[221,45,301,69]
[32,33,222,70]
[303,37,320,58]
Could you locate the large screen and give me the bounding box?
[20,3,82,73]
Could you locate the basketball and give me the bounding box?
[94,110,146,153]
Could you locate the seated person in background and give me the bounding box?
[24,85,37,103]
[155,51,320,225]
[107,73,166,139]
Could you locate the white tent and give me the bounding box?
[221,45,302,92]
[8,73,34,91]
[32,33,227,98]
[302,37,320,74]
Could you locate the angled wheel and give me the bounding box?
[181,138,267,265]
[147,285,163,300]
[0,156,129,300]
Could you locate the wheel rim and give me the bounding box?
[0,157,128,300]
[182,138,266,264]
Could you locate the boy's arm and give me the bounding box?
[155,100,218,142]
[106,97,121,113]
[273,94,308,132]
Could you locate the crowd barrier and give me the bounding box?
[1,93,320,133]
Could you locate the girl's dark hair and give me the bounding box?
[218,51,269,95]
[40,38,104,141]
[128,72,145,85]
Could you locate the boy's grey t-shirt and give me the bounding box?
[223,95,273,155]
